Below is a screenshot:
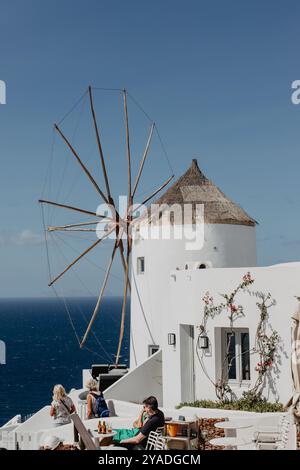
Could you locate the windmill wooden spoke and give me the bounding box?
[47,220,100,231]
[48,226,115,286]
[132,122,155,198]
[88,86,112,199]
[39,199,102,218]
[118,239,131,292]
[49,228,98,232]
[123,89,132,201]
[141,174,174,206]
[54,124,108,204]
[132,174,174,215]
[80,240,119,348]
[115,250,130,366]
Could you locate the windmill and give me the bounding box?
[39,86,174,366]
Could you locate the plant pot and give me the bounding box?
[167,423,179,437]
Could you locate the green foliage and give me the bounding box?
[177,392,285,413]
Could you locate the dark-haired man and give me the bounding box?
[120,396,164,448]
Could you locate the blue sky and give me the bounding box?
[0,0,300,297]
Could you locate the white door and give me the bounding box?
[180,324,195,403]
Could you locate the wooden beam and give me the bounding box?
[141,174,174,206]
[80,241,118,348]
[118,239,131,292]
[115,248,130,365]
[123,90,132,200]
[48,228,97,232]
[39,199,100,218]
[88,86,111,199]
[47,220,100,231]
[132,123,155,198]
[48,227,114,286]
[54,124,108,204]
[132,174,174,216]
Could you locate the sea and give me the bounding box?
[0,297,130,426]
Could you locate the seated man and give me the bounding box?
[113,399,149,443]
[120,396,164,449]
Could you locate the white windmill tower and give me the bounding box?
[130,159,257,367]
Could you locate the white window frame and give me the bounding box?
[221,328,251,385]
[137,256,145,274]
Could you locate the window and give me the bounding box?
[222,329,250,383]
[137,256,145,274]
[198,263,207,269]
[148,345,159,357]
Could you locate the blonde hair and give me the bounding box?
[52,384,67,401]
[85,378,98,391]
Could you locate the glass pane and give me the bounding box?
[241,332,251,380]
[137,257,145,274]
[226,332,236,380]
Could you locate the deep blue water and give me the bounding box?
[0,297,130,426]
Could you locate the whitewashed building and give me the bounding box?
[130,159,257,368]
[107,159,299,409]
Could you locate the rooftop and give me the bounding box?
[152,159,256,227]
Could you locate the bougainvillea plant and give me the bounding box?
[198,273,280,404]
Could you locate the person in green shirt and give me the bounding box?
[112,400,149,442]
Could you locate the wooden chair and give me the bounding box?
[70,413,97,450]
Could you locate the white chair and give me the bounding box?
[146,431,160,450]
[156,426,164,435]
[155,436,168,450]
[146,431,168,450]
[255,415,295,450]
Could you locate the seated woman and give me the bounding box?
[50,384,76,427]
[112,400,149,443]
[86,379,109,419]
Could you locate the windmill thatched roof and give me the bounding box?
[151,159,256,227]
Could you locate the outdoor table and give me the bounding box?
[100,445,128,450]
[209,436,252,450]
[214,419,254,437]
[89,430,117,447]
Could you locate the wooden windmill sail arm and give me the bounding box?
[132,174,175,216]
[48,228,98,232]
[54,124,108,204]
[115,249,130,366]
[48,226,115,287]
[118,238,131,292]
[80,240,118,348]
[123,89,132,200]
[48,219,115,232]
[132,122,155,198]
[141,174,174,206]
[47,220,101,231]
[39,199,101,218]
[88,86,112,199]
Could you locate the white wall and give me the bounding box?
[104,350,163,405]
[162,263,299,408]
[130,223,256,368]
